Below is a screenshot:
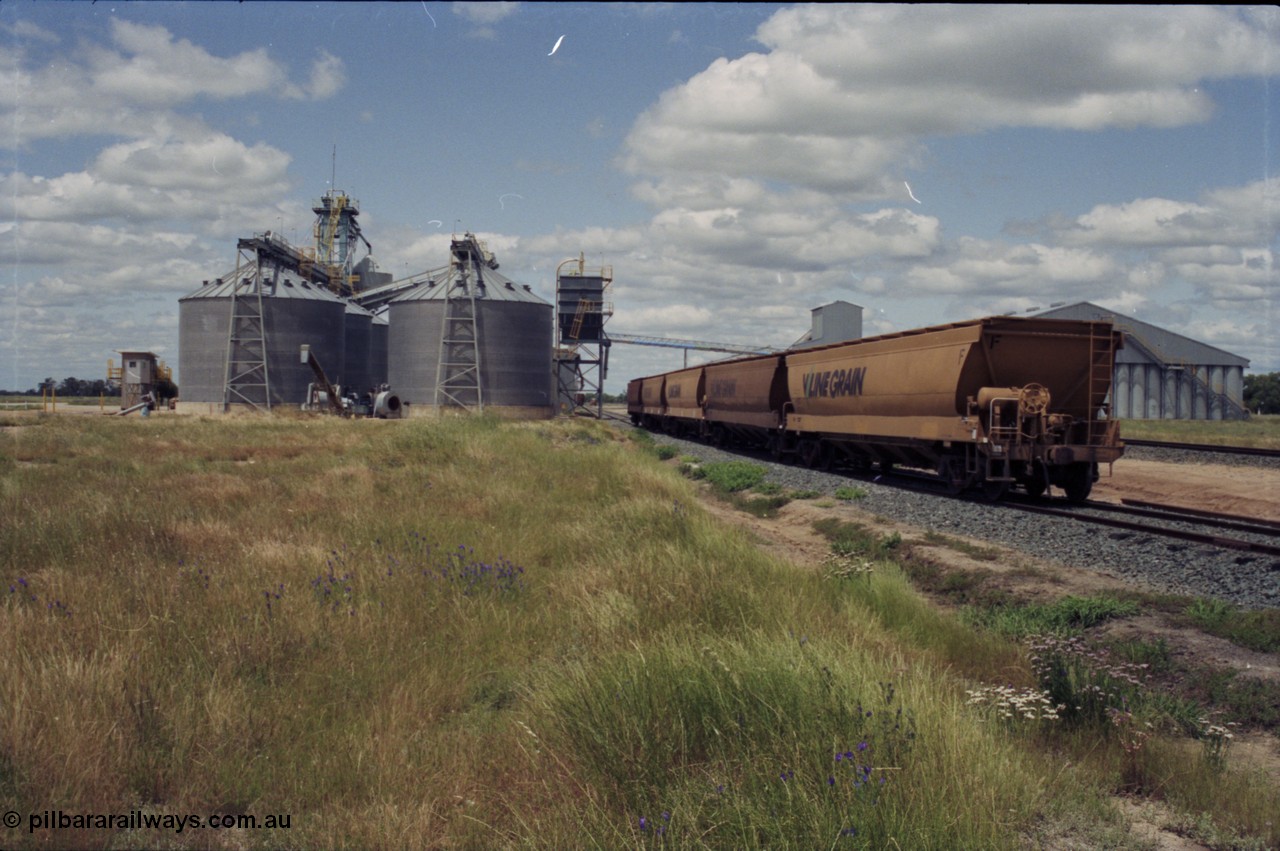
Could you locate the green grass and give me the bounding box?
[1118,414,1280,449]
[1,414,1276,849]
[1183,598,1280,654]
[962,595,1140,639]
[691,460,767,493]
[833,485,867,501]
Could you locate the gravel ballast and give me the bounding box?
[634,428,1280,611]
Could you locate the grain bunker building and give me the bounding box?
[1032,302,1248,420]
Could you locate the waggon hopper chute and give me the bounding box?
[626,316,1124,503]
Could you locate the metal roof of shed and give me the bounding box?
[1031,302,1248,368]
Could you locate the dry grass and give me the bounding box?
[1,414,1275,849]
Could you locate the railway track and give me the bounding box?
[1000,495,1280,559]
[1122,438,1280,459]
[608,412,1280,559]
[613,420,1280,606]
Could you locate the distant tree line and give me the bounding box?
[1,377,121,397]
[1244,372,1280,415]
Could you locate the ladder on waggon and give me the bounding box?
[1085,324,1115,445]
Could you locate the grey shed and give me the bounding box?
[1032,302,1249,420]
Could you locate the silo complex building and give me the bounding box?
[177,186,555,417]
[1033,302,1249,420]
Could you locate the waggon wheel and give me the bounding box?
[804,441,833,471]
[1022,462,1049,499]
[937,458,968,495]
[799,439,820,468]
[981,479,1010,502]
[1062,463,1094,504]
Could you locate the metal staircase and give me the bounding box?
[1176,358,1249,420]
[1110,321,1248,420]
[569,297,593,340]
[434,263,483,412]
[223,271,271,411]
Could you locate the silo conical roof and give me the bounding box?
[389,266,551,305]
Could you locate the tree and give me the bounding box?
[57,377,85,397]
[154,377,178,402]
[1243,372,1280,415]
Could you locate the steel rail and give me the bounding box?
[1079,500,1280,537]
[1117,498,1280,532]
[1122,438,1280,458]
[999,501,1280,558]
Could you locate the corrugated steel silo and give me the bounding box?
[388,234,553,418]
[178,267,347,409]
[342,301,374,394]
[370,311,389,388]
[177,275,237,407]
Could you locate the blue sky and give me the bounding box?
[1,3,1277,393]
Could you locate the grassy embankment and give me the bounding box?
[1119,414,1280,449]
[1,413,1276,849]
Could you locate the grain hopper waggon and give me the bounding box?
[627,316,1124,502]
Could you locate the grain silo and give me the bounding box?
[342,301,375,394]
[387,233,553,417]
[370,311,389,388]
[178,234,346,411]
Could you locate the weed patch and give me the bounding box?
[1183,599,1280,654]
[689,460,767,493]
[730,493,791,518]
[1027,634,1149,728]
[964,595,1139,638]
[920,531,1002,562]
[812,518,901,561]
[1181,668,1280,729]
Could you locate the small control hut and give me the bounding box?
[109,351,162,411]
